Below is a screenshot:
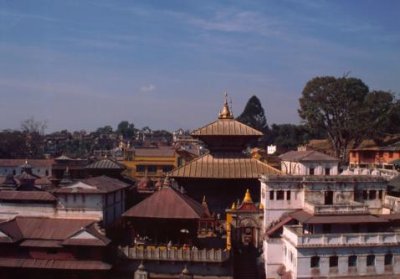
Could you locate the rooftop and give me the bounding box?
[123,182,206,219]
[169,152,280,179]
[0,191,57,203]
[279,150,338,162]
[53,175,130,194]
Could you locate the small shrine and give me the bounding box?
[226,189,263,249]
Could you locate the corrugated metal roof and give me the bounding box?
[53,175,130,194]
[0,191,57,203]
[85,158,125,169]
[169,153,281,179]
[133,146,176,157]
[0,258,111,270]
[191,118,263,137]
[0,216,110,246]
[279,150,338,162]
[20,239,62,248]
[123,186,205,219]
[290,210,387,224]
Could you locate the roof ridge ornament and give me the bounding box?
[243,188,253,203]
[218,92,234,119]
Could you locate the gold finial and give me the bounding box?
[259,202,264,209]
[218,92,234,119]
[231,202,236,210]
[243,189,253,203]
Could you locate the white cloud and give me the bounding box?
[140,84,156,93]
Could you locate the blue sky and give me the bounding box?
[1,0,399,132]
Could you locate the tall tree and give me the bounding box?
[299,76,397,162]
[117,121,136,139]
[237,95,268,132]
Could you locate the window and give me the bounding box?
[329,256,338,267]
[323,224,331,233]
[309,168,314,175]
[136,165,145,172]
[325,168,331,175]
[384,253,393,266]
[348,255,357,267]
[367,255,375,266]
[162,165,173,172]
[147,165,157,173]
[277,190,284,200]
[369,190,376,200]
[379,190,383,199]
[363,191,368,200]
[269,191,274,200]
[311,256,320,268]
[286,191,291,200]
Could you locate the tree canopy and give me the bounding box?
[237,95,268,132]
[299,76,398,162]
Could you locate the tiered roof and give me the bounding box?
[169,153,280,179]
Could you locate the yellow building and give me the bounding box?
[122,146,195,180]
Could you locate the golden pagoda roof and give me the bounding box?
[169,153,281,179]
[191,94,263,137]
[191,119,263,137]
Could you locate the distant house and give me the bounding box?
[0,216,111,279]
[0,191,57,219]
[53,176,130,226]
[349,142,400,170]
[279,150,339,175]
[122,146,180,180]
[85,158,126,179]
[52,155,88,180]
[0,159,53,177]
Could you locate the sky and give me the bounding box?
[0,0,399,133]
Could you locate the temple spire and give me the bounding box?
[218,92,234,119]
[243,189,253,203]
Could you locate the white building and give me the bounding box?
[279,150,339,175]
[0,176,131,227]
[260,175,400,278]
[53,175,130,226]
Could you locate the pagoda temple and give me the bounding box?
[169,95,281,214]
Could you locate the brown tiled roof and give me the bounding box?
[134,146,176,157]
[34,176,53,186]
[279,150,338,162]
[191,118,263,137]
[0,258,111,270]
[169,153,281,179]
[0,217,110,247]
[0,191,57,203]
[86,158,125,169]
[0,159,54,167]
[16,171,37,180]
[123,186,205,219]
[20,239,63,248]
[53,175,129,194]
[290,210,387,224]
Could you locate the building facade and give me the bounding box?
[260,175,400,278]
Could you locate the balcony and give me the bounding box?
[120,245,230,263]
[283,225,400,247]
[304,201,369,215]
